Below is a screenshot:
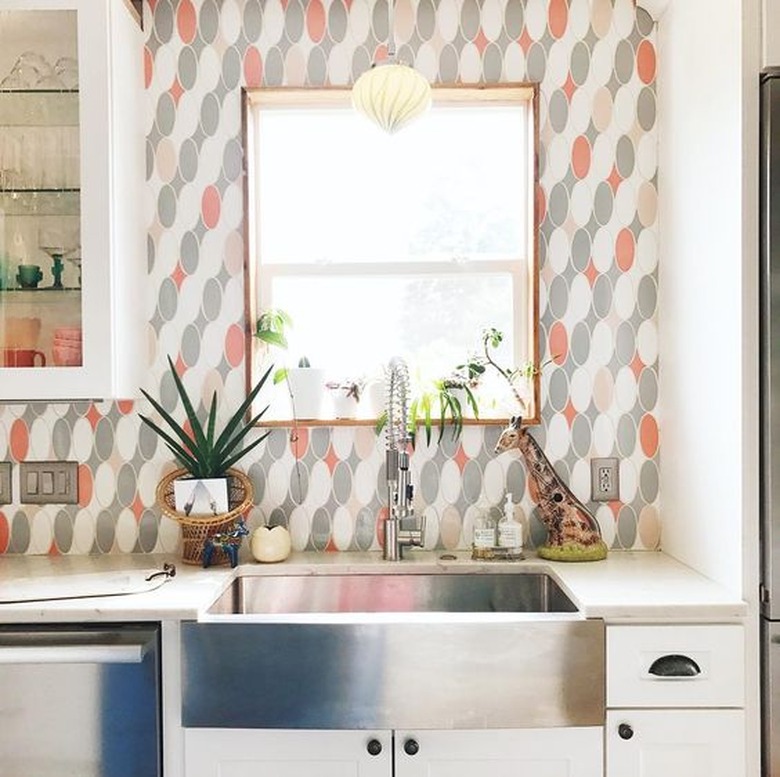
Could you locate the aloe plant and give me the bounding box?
[139,356,272,478]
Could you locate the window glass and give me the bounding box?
[245,86,539,423]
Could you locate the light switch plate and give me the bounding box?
[20,461,78,504]
[0,462,11,504]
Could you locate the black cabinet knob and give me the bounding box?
[618,723,634,740]
[366,739,382,756]
[403,738,420,756]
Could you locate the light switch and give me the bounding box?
[20,462,78,504]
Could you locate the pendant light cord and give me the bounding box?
[387,0,396,59]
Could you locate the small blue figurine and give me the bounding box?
[202,518,249,568]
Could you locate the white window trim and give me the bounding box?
[243,84,541,426]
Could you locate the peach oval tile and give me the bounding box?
[637,180,658,227]
[592,366,615,414]
[439,504,462,550]
[638,504,661,549]
[591,0,613,38]
[591,85,613,132]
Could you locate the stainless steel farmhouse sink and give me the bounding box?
[182,571,604,731]
[206,572,579,617]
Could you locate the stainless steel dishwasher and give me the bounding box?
[0,623,161,777]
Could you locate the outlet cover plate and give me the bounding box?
[0,462,10,504]
[20,461,78,504]
[591,457,619,502]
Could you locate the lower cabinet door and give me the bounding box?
[183,729,391,777]
[395,728,603,777]
[606,709,745,777]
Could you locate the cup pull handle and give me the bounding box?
[648,653,701,677]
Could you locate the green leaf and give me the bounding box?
[211,364,273,463]
[255,329,288,349]
[138,412,200,474]
[139,388,201,460]
[165,356,210,458]
[273,367,288,384]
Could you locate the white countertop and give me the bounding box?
[0,549,747,624]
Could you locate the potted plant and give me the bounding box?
[326,377,365,419]
[255,311,327,421]
[466,327,551,417]
[283,356,327,420]
[376,375,472,447]
[139,355,272,515]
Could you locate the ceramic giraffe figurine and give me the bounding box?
[495,416,608,561]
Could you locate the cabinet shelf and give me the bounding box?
[0,189,80,216]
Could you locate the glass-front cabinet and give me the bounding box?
[0,0,144,400]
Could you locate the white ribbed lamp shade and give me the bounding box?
[352,61,431,134]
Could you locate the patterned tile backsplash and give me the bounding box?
[0,0,660,556]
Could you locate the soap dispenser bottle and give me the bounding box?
[498,493,523,556]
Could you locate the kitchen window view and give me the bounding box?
[244,86,539,423]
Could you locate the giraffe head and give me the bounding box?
[494,416,524,454]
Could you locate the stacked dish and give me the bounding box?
[52,326,81,366]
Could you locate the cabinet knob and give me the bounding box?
[618,723,634,740]
[403,738,420,756]
[366,739,383,756]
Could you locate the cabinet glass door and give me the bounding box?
[0,9,81,372]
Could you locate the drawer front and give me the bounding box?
[607,624,744,708]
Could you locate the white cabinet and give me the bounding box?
[395,728,602,777]
[606,709,745,777]
[605,624,745,777]
[0,0,144,400]
[184,729,390,777]
[184,728,603,777]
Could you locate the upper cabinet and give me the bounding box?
[0,0,144,401]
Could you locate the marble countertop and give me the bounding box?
[0,550,747,624]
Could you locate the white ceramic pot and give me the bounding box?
[329,390,359,419]
[251,525,292,563]
[285,367,327,419]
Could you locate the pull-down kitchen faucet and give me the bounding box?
[384,357,424,560]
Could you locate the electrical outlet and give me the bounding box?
[0,462,11,504]
[20,461,78,504]
[591,457,619,502]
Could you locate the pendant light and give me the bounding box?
[352,0,431,134]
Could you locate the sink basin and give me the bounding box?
[183,570,604,731]
[206,572,578,617]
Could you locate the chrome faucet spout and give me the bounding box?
[384,357,424,560]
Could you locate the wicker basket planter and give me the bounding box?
[156,468,254,565]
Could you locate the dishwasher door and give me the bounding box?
[0,623,160,777]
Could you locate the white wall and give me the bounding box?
[657,0,758,594]
[657,2,761,774]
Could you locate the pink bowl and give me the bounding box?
[53,326,82,343]
[52,343,82,366]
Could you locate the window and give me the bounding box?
[244,85,539,424]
